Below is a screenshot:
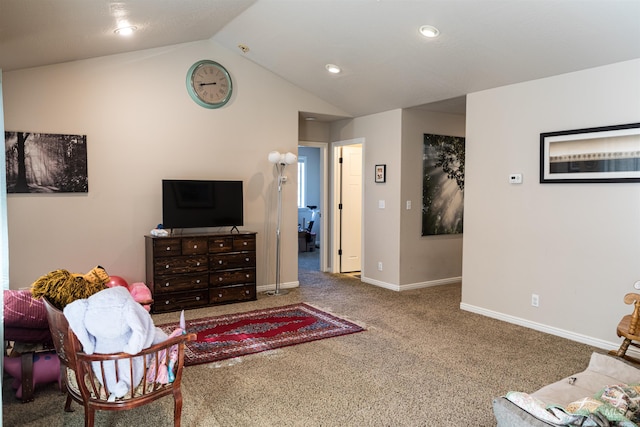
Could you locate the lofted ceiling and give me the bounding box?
[1,0,639,118]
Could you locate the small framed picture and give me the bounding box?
[375,164,386,183]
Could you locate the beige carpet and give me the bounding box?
[3,268,598,426]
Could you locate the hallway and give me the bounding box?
[298,249,319,272]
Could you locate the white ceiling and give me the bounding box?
[1,0,640,117]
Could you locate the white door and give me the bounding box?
[339,145,362,272]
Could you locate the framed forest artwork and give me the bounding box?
[422,133,465,236]
[5,131,88,193]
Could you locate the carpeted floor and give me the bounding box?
[3,266,598,426]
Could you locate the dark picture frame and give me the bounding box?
[5,131,88,193]
[540,122,640,183]
[375,164,386,183]
[422,133,464,236]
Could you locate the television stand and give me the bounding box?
[145,231,257,313]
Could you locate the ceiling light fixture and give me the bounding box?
[325,64,341,74]
[419,25,440,38]
[114,25,137,36]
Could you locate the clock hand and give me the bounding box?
[199,82,217,86]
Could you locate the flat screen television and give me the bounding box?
[162,179,243,229]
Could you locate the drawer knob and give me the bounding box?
[218,277,223,281]
[165,301,170,305]
[165,282,170,287]
[196,279,201,284]
[218,293,223,298]
[165,264,170,269]
[245,257,249,262]
[218,260,223,265]
[194,244,198,249]
[245,290,250,295]
[196,262,200,266]
[196,296,201,301]
[219,243,223,247]
[166,247,171,251]
[243,242,247,246]
[246,274,250,278]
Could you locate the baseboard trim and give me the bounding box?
[399,276,462,291]
[360,276,462,292]
[460,302,634,356]
[257,281,299,293]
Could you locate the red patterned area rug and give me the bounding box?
[157,303,364,366]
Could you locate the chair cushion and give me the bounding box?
[532,352,640,407]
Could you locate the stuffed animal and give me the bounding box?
[3,352,61,399]
[128,282,153,312]
[31,265,110,310]
[63,286,167,401]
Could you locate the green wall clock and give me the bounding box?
[186,60,233,109]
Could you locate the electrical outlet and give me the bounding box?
[531,293,539,307]
[509,173,523,184]
[377,262,383,271]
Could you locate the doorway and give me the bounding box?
[297,142,327,272]
[332,139,363,274]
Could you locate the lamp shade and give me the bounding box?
[268,151,282,164]
[283,152,297,165]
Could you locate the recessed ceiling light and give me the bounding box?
[325,64,341,74]
[419,25,440,38]
[114,25,137,36]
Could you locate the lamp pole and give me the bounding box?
[266,151,296,296]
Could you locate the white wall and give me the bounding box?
[400,109,465,287]
[4,40,347,290]
[332,110,403,286]
[330,108,466,290]
[462,59,640,350]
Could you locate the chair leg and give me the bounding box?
[84,406,95,427]
[60,375,74,412]
[20,352,35,403]
[173,387,184,427]
[64,393,74,412]
[617,338,632,357]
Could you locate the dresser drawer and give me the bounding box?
[210,252,256,270]
[154,255,208,276]
[233,236,256,251]
[209,284,256,304]
[154,273,208,294]
[209,237,233,253]
[210,269,255,287]
[181,237,208,255]
[153,238,182,256]
[152,289,209,313]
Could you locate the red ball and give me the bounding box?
[106,275,128,288]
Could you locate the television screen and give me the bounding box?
[162,180,243,229]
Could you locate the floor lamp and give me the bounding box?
[266,150,297,296]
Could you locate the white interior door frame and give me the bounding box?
[298,141,328,272]
[331,138,364,274]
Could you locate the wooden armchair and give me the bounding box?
[43,297,196,427]
[609,292,640,364]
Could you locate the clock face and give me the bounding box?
[186,60,232,108]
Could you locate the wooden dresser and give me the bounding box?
[145,232,257,313]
